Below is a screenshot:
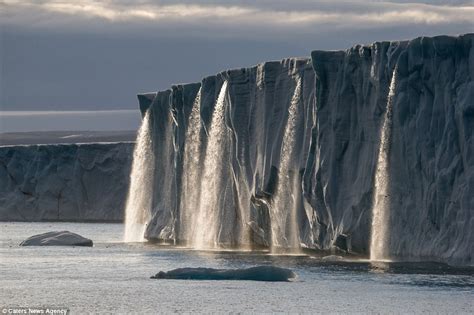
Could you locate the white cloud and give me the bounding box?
[3,0,473,30]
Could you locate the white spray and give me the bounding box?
[193,81,228,249]
[124,109,155,242]
[179,88,203,243]
[271,76,302,252]
[370,68,397,261]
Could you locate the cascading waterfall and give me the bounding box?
[132,37,472,265]
[124,109,155,242]
[193,81,229,249]
[179,88,203,243]
[270,76,302,251]
[370,68,397,261]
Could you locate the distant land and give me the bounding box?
[0,130,137,146]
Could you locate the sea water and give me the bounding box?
[1,222,472,313]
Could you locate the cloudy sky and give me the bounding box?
[1,0,473,111]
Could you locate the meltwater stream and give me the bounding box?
[370,69,397,261]
[179,88,203,242]
[270,76,302,251]
[126,77,307,251]
[124,110,155,242]
[193,81,229,249]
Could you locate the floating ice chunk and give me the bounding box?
[151,266,296,282]
[20,231,93,247]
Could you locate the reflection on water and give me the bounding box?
[370,261,392,274]
[1,222,473,313]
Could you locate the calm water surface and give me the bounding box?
[1,222,473,313]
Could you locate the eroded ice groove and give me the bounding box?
[180,88,203,242]
[193,81,229,249]
[370,68,397,261]
[124,109,155,242]
[270,76,302,251]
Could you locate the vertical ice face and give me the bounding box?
[370,68,397,261]
[124,109,155,242]
[193,81,229,249]
[136,34,472,265]
[270,76,302,252]
[179,88,203,243]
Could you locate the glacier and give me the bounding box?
[136,34,473,265]
[0,34,471,266]
[0,143,133,222]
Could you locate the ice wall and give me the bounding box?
[141,59,317,249]
[310,34,473,264]
[139,34,473,265]
[0,143,133,221]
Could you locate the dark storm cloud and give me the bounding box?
[1,0,473,111]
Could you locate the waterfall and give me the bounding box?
[370,68,397,261]
[179,88,203,243]
[193,81,228,249]
[270,76,302,252]
[124,109,155,242]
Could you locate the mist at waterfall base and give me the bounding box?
[2,222,473,313]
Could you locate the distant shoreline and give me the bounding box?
[0,109,138,116]
[0,130,137,146]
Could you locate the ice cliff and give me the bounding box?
[138,34,473,265]
[0,143,133,221]
[311,34,473,264]
[138,59,317,250]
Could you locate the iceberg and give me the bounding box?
[20,231,93,247]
